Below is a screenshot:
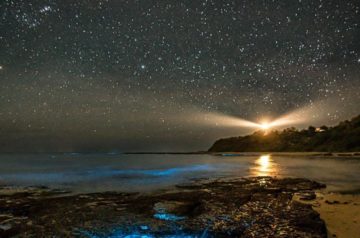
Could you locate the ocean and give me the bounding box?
[0,153,359,194]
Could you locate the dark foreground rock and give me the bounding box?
[0,177,327,237]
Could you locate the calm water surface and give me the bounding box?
[0,153,359,193]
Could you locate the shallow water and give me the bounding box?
[0,153,359,193]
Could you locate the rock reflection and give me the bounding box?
[251,155,278,176]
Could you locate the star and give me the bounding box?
[0,0,358,152]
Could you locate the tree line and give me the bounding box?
[208,115,360,152]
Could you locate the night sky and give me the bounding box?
[1,0,359,152]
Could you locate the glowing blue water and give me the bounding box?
[76,227,206,238]
[0,153,360,193]
[153,213,185,221]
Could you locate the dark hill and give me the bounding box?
[208,115,360,152]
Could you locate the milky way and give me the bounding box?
[0,0,359,152]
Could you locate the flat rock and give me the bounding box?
[0,177,327,237]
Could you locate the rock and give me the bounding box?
[0,224,12,231]
[0,177,327,237]
[0,223,20,238]
[85,202,98,207]
[296,191,317,200]
[325,200,340,205]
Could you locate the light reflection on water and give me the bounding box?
[0,153,360,193]
[251,155,279,177]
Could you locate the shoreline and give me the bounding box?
[211,152,360,158]
[124,151,360,157]
[294,192,360,238]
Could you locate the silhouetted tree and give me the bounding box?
[208,115,360,152]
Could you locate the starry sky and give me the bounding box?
[0,0,359,152]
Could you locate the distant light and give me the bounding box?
[259,122,271,130]
[0,65,3,70]
[141,64,146,69]
[315,127,325,132]
[199,108,309,132]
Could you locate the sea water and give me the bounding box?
[0,153,359,193]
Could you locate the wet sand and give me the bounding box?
[295,193,360,238]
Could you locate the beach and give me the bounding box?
[295,192,360,238]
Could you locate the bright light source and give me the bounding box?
[192,106,314,132]
[259,122,271,130]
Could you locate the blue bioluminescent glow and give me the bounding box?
[75,228,206,238]
[142,164,212,176]
[139,225,149,230]
[83,164,213,178]
[153,213,185,221]
[0,164,213,185]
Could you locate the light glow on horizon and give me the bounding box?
[186,100,347,135]
[193,108,309,132]
[211,107,311,131]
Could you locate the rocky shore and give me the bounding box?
[0,177,328,237]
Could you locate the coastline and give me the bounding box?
[124,152,360,159]
[211,152,360,158]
